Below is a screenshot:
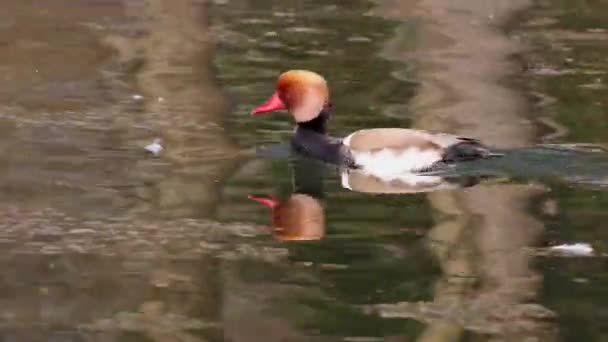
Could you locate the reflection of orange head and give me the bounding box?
[251,70,330,123]
[248,193,325,241]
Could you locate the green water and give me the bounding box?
[0,0,606,341]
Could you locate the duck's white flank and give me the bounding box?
[350,147,441,179]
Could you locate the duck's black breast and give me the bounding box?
[292,127,356,168]
[292,127,340,164]
[291,109,357,168]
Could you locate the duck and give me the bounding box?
[251,70,500,179]
[248,194,325,241]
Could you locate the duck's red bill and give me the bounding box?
[251,92,285,115]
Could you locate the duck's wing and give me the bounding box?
[343,128,442,151]
[343,128,481,150]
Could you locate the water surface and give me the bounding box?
[0,0,606,341]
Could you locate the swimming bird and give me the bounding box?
[251,70,500,180]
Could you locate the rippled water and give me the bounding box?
[0,0,607,341]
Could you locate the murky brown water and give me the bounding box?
[0,0,607,341]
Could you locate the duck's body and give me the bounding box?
[289,108,492,178]
[252,70,499,178]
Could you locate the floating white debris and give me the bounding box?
[132,94,144,100]
[573,277,589,284]
[157,97,165,102]
[144,138,163,156]
[550,243,593,256]
[347,35,372,43]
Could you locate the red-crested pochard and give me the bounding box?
[248,194,325,241]
[251,70,500,179]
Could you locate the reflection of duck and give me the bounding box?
[248,194,325,241]
[249,153,326,241]
[341,168,481,194]
[251,70,501,179]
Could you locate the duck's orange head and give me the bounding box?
[251,70,330,123]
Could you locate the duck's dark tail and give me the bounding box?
[442,139,504,163]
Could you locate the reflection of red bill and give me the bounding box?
[247,195,279,209]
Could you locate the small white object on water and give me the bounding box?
[549,243,593,256]
[132,94,144,100]
[157,97,164,102]
[145,138,163,156]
